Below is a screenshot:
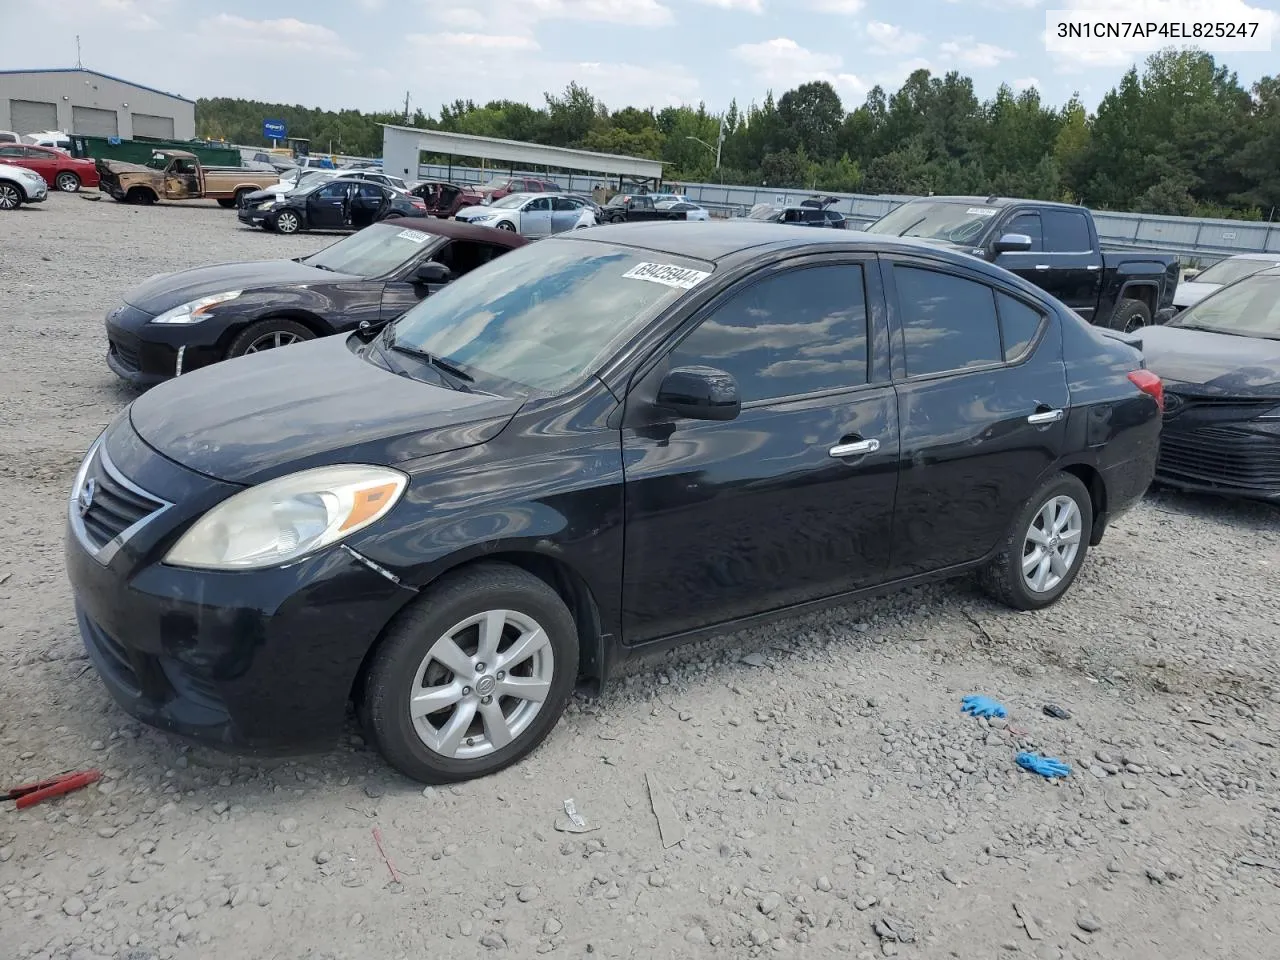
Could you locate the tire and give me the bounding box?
[360,563,578,784]
[125,187,156,205]
[55,171,81,192]
[216,198,236,208]
[225,318,315,358]
[272,209,301,234]
[978,472,1094,611]
[233,188,253,208]
[1108,298,1151,333]
[496,220,516,232]
[0,182,21,210]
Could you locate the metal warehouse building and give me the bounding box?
[0,68,195,140]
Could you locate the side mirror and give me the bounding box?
[414,260,453,284]
[656,365,740,421]
[993,232,1033,254]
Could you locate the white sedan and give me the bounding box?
[1175,253,1280,310]
[655,199,711,221]
[454,192,596,237]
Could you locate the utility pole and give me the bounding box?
[75,35,83,69]
[403,91,411,125]
[715,116,724,169]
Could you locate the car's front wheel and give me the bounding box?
[495,220,516,232]
[360,563,578,784]
[273,209,301,234]
[225,318,315,358]
[0,182,22,210]
[978,472,1093,611]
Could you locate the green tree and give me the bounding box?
[778,81,844,158]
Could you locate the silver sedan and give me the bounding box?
[454,192,597,237]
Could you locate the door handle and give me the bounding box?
[1027,408,1064,425]
[1086,264,1101,271]
[829,438,880,458]
[1034,264,1051,270]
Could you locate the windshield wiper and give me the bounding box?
[894,216,928,237]
[307,262,336,272]
[384,331,474,388]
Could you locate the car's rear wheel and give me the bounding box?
[216,198,236,208]
[1109,298,1151,333]
[55,172,81,192]
[125,187,156,205]
[360,563,578,784]
[978,472,1093,611]
[0,182,21,210]
[233,188,253,208]
[273,209,301,234]
[225,318,315,358]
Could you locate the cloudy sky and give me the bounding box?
[25,0,1280,116]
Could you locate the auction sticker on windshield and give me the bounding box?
[622,262,711,290]
[397,229,427,243]
[965,207,999,217]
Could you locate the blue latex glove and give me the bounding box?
[1016,752,1071,779]
[960,694,1007,719]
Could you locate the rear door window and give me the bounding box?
[1041,210,1091,253]
[894,266,1003,377]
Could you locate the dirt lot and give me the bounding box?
[2,193,1279,960]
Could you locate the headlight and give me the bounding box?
[150,291,243,325]
[164,464,408,570]
[472,213,496,221]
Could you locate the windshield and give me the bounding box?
[1193,258,1279,287]
[865,200,999,244]
[145,155,169,170]
[489,194,528,209]
[746,203,776,220]
[387,238,713,393]
[1169,271,1280,339]
[303,222,438,277]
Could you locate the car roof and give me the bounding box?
[567,220,1046,276]
[1228,252,1280,262]
[386,217,529,248]
[900,195,1087,212]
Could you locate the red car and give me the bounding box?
[476,175,562,203]
[408,179,483,217]
[0,144,99,192]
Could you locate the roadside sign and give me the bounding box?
[263,119,287,141]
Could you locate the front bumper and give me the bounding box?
[1155,412,1280,502]
[22,180,48,202]
[65,422,414,751]
[105,302,236,386]
[238,205,273,225]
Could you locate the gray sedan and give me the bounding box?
[454,192,597,237]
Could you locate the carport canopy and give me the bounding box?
[380,124,663,186]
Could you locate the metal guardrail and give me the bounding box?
[416,162,1279,265]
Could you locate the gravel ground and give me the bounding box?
[2,193,1280,960]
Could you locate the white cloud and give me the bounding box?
[522,0,674,24]
[732,38,867,103]
[1046,0,1277,71]
[696,0,765,12]
[938,37,1018,68]
[866,21,926,55]
[1012,76,1041,91]
[198,15,358,60]
[809,0,865,12]
[433,33,541,50]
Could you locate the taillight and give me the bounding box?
[1127,369,1164,411]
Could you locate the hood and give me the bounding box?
[129,336,523,484]
[1140,325,1280,396]
[124,259,357,314]
[1171,280,1220,308]
[99,159,156,175]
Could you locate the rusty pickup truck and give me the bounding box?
[97,150,279,208]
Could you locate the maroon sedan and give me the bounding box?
[0,143,100,192]
[409,179,483,218]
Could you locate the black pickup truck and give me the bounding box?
[864,196,1180,331]
[599,193,689,224]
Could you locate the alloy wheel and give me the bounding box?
[56,172,80,192]
[0,184,19,209]
[497,221,516,231]
[1021,494,1082,594]
[276,211,300,234]
[244,331,303,353]
[409,609,554,760]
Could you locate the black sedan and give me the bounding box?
[105,219,528,387]
[66,221,1162,784]
[1140,264,1280,502]
[238,177,427,234]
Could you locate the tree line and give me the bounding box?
[195,48,1280,221]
